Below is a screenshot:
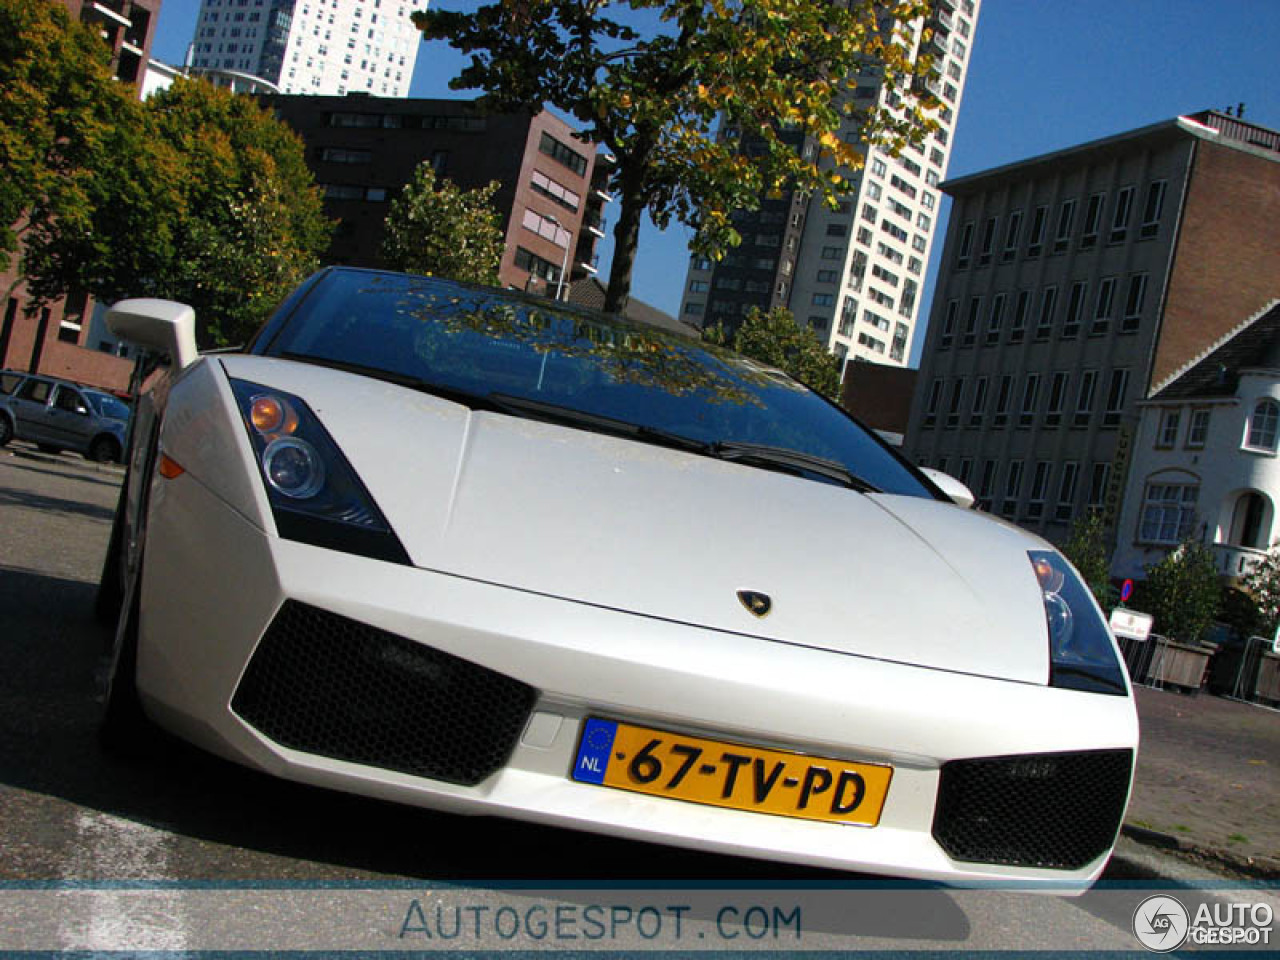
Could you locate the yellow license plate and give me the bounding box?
[571,718,892,826]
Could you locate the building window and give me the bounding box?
[1063,280,1087,339]
[689,280,709,293]
[1187,408,1210,448]
[1088,462,1111,510]
[1026,204,1047,258]
[812,293,834,307]
[962,296,981,346]
[969,376,988,426]
[1109,185,1134,243]
[1055,462,1079,523]
[1035,286,1058,340]
[993,375,1013,427]
[947,379,965,427]
[1157,409,1180,448]
[816,269,839,283]
[1001,210,1021,262]
[1010,290,1030,343]
[924,378,942,427]
[514,246,562,283]
[1027,461,1052,520]
[1092,276,1116,335]
[956,221,974,269]
[1075,370,1097,427]
[940,299,957,348]
[539,132,588,177]
[319,147,372,163]
[684,302,704,316]
[1045,372,1069,427]
[1020,374,1040,427]
[1080,192,1105,248]
[1139,482,1198,544]
[521,208,571,247]
[1002,460,1023,518]
[978,216,997,266]
[986,293,1006,344]
[1245,399,1280,452]
[1103,369,1129,427]
[1140,180,1167,239]
[821,246,844,260]
[1054,199,1075,253]
[1122,273,1147,333]
[530,170,581,212]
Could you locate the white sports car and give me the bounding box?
[98,268,1137,890]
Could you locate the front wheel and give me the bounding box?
[89,435,120,463]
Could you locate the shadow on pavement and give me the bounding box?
[0,485,115,522]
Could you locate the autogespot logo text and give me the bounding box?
[1133,894,1275,951]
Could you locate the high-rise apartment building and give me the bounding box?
[904,110,1280,541]
[188,0,421,97]
[677,0,981,368]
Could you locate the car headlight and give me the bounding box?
[1029,550,1127,695]
[229,378,409,565]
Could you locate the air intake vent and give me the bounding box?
[232,601,537,786]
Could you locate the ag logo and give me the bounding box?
[737,590,772,618]
[1133,894,1190,952]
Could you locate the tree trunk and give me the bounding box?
[603,186,644,316]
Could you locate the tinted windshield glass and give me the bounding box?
[86,392,130,421]
[259,270,935,499]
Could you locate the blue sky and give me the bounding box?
[152,1,1280,365]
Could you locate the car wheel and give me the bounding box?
[89,435,120,463]
[99,563,153,754]
[94,486,127,631]
[0,415,11,447]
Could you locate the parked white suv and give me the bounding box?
[0,370,130,463]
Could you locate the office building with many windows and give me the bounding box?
[188,0,421,97]
[905,110,1280,542]
[678,0,981,369]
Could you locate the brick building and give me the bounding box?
[904,110,1280,541]
[0,0,162,391]
[264,95,609,297]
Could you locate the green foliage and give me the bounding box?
[141,79,331,347]
[1061,509,1117,611]
[1241,546,1280,636]
[381,164,504,286]
[416,0,937,312]
[704,306,840,398]
[0,0,168,297]
[1143,540,1222,644]
[0,3,330,348]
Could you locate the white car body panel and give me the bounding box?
[218,356,1057,685]
[110,282,1139,892]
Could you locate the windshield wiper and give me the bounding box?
[486,393,711,454]
[707,441,880,493]
[279,353,502,411]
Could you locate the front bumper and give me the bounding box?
[137,468,1139,891]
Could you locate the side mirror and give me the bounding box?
[920,467,977,509]
[106,299,198,370]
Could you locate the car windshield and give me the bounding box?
[86,392,130,421]
[256,269,936,499]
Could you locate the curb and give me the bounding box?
[1122,823,1280,881]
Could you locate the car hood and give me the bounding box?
[223,357,1054,685]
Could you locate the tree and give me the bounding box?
[0,0,175,304]
[140,79,332,347]
[1144,540,1221,645]
[416,0,936,313]
[1241,546,1280,636]
[1061,509,1117,612]
[704,306,840,398]
[381,163,504,285]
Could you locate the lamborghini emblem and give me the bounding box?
[737,590,772,618]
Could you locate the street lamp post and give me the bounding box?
[545,215,574,302]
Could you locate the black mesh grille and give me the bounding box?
[932,749,1133,870]
[232,601,537,786]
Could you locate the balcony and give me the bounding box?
[1213,542,1267,579]
[583,214,607,238]
[84,0,131,28]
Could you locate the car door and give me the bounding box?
[9,377,53,444]
[49,384,95,452]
